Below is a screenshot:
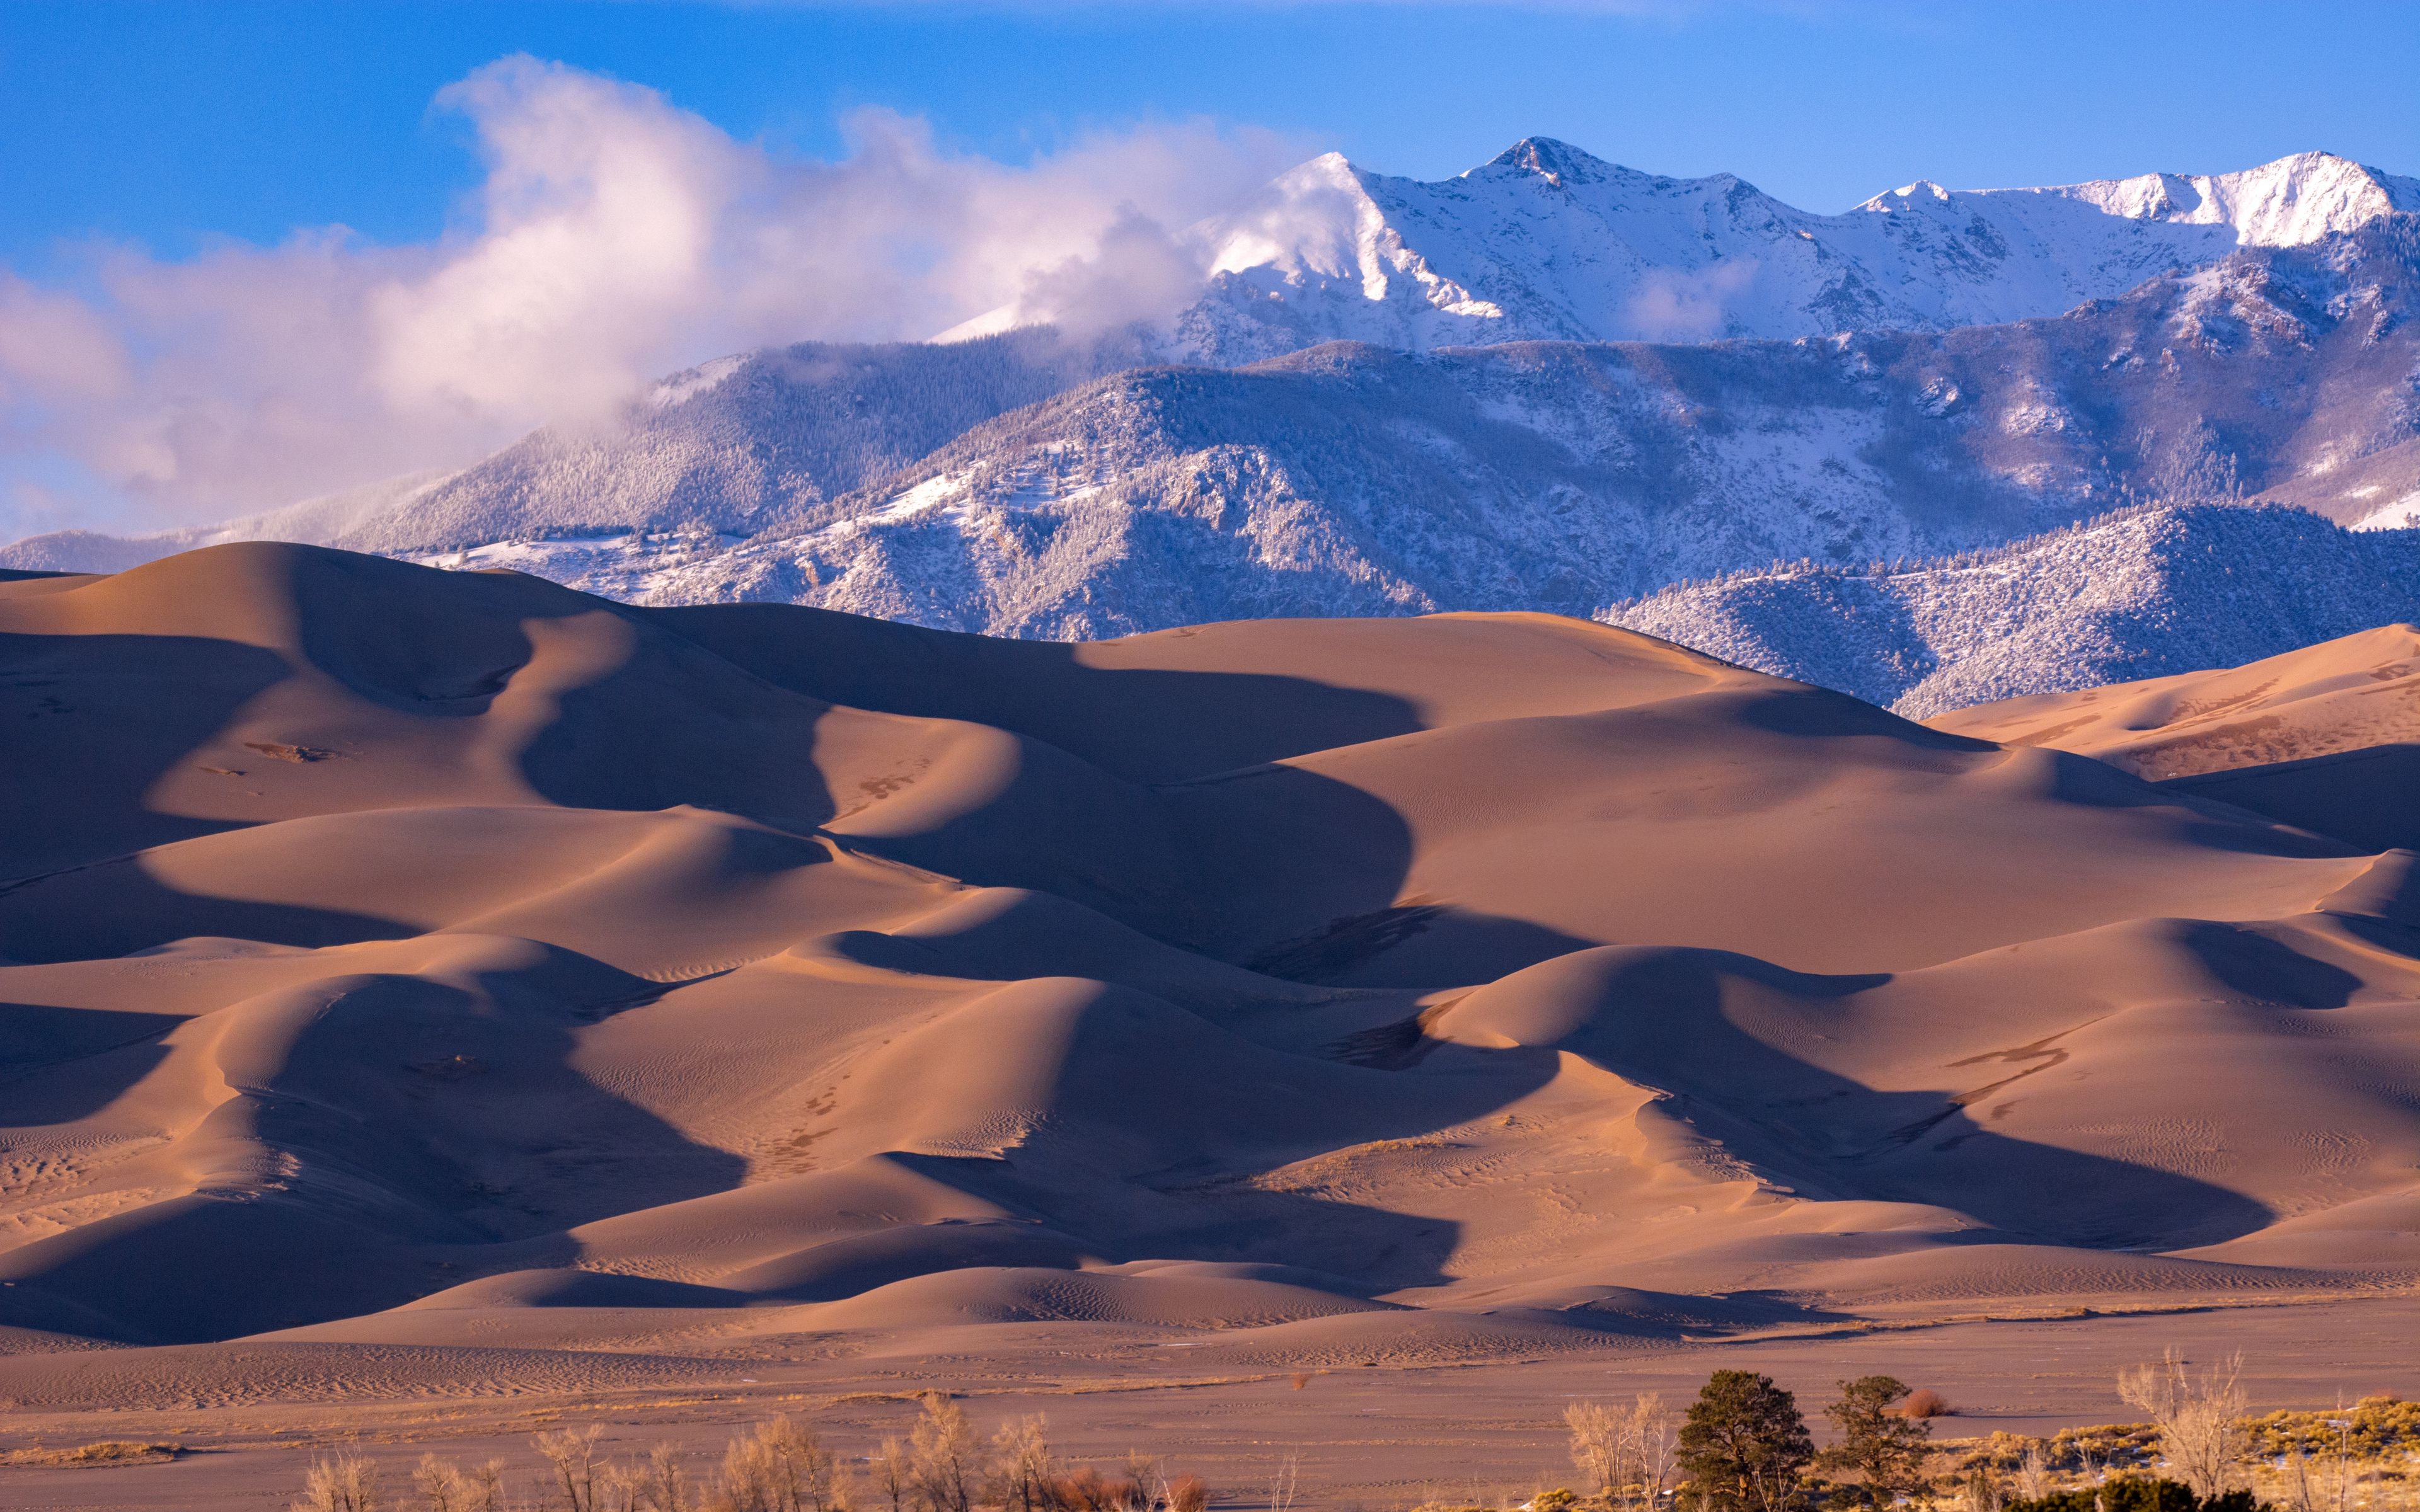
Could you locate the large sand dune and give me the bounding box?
[4,546,2417,1377]
[1932,624,2420,851]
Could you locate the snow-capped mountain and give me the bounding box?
[0,330,1124,566]
[1173,140,2420,361]
[8,144,2419,718]
[13,143,2415,575]
[1604,502,2420,718]
[15,208,2416,692]
[461,217,2420,643]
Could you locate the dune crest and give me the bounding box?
[1933,624,2420,851]
[3,544,2416,1354]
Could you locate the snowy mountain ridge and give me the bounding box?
[487,215,2420,647]
[1174,141,2420,360]
[8,144,2420,720]
[11,142,2413,570]
[13,212,2420,696]
[1603,502,2420,718]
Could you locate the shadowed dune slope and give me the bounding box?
[1930,624,2420,780]
[2,544,2417,1351]
[1930,624,2420,850]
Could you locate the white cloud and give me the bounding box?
[0,56,1298,537]
[1623,258,1765,341]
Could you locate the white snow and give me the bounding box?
[2351,491,2420,532]
[1173,141,2420,361]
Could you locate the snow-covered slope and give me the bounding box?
[448,219,2420,643]
[0,331,1107,569]
[1176,141,2420,361]
[338,331,1112,554]
[0,471,452,573]
[14,146,2415,578]
[11,144,2419,705]
[1605,503,2420,718]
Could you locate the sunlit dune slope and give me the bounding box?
[1930,624,2420,850]
[1,544,2415,1351]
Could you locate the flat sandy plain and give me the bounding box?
[2,547,2416,1508]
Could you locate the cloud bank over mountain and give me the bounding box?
[0,57,1295,538]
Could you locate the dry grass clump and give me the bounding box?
[3,1439,182,1467]
[297,1391,1214,1512]
[1933,1370,2420,1512]
[2242,1395,2420,1512]
[1943,1426,2162,1479]
[2245,1396,2420,1459]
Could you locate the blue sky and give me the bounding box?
[6,1,2416,268]
[3,0,2416,537]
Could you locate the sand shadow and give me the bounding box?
[1463,946,2279,1252]
[0,852,418,963]
[0,631,296,877]
[2164,743,2420,855]
[0,1002,185,1125]
[640,602,1432,782]
[0,944,748,1344]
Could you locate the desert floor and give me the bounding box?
[6,1297,2420,1509]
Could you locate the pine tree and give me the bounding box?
[1678,1370,1814,1512]
[1816,1377,1933,1509]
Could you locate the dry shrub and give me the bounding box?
[637,1442,696,1512]
[3,1440,180,1467]
[1565,1394,1675,1508]
[1898,1390,1952,1421]
[870,1438,914,1512]
[911,1395,981,1512]
[723,1416,850,1512]
[294,1452,382,1512]
[536,1425,608,1512]
[1056,1466,1122,1512]
[412,1454,506,1512]
[993,1416,1054,1512]
[2118,1351,2246,1499]
[1168,1475,1210,1512]
[2245,1395,2420,1458]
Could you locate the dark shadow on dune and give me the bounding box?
[1732,682,1992,751]
[635,600,1468,972]
[0,1004,183,1125]
[896,1145,1490,1299]
[1448,948,2279,1252]
[640,602,1431,782]
[11,556,2374,1343]
[2039,747,2368,858]
[1552,1285,1858,1336]
[2165,743,2420,854]
[874,994,1585,1296]
[2180,921,2362,1009]
[1248,900,1600,988]
[0,632,296,876]
[0,944,748,1344]
[0,854,419,963]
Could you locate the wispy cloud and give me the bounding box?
[0,56,1298,537]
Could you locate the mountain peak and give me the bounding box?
[1478,137,1610,186]
[2042,149,2420,244]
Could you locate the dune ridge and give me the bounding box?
[3,544,2417,1362]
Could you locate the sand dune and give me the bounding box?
[3,544,2417,1364]
[1929,624,2420,779]
[1930,624,2420,850]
